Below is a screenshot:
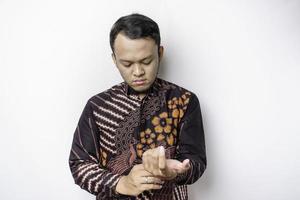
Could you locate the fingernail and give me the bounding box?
[159,146,164,154]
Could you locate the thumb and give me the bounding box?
[182,159,190,168]
[176,159,190,173]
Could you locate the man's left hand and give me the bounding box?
[142,146,191,180]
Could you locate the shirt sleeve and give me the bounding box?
[68,100,122,199]
[175,92,207,185]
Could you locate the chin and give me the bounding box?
[133,85,150,92]
[134,87,148,92]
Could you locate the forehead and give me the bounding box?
[114,33,157,60]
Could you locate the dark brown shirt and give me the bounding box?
[69,78,206,200]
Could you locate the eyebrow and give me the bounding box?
[119,55,153,63]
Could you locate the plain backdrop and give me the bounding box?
[0,0,300,200]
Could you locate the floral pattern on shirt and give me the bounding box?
[136,91,192,157]
[137,128,156,157]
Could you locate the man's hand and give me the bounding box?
[142,146,191,180]
[115,164,164,196]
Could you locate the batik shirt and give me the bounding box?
[69,78,206,200]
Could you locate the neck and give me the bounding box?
[138,93,146,100]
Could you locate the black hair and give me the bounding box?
[109,13,161,52]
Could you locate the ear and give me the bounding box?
[111,53,117,66]
[158,46,164,62]
[111,53,117,64]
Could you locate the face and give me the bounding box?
[112,33,163,97]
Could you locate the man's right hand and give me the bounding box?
[115,164,164,196]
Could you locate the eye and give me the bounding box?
[122,62,132,67]
[142,60,152,65]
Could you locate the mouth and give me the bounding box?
[133,79,146,86]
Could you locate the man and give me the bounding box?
[69,13,206,200]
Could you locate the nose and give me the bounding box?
[133,64,145,77]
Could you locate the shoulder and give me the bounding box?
[157,78,202,123]
[158,78,199,105]
[85,82,126,110]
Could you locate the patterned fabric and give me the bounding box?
[69,78,206,200]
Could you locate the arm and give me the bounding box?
[141,93,206,184]
[68,100,121,198]
[175,92,207,185]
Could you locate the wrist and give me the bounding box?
[116,175,136,196]
[116,176,127,195]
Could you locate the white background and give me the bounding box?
[1,0,299,200]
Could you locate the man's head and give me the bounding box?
[110,13,161,53]
[110,13,163,97]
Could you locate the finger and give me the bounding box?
[153,177,165,185]
[142,151,151,170]
[139,170,156,177]
[143,148,162,175]
[140,183,163,191]
[142,176,164,185]
[158,146,166,170]
[182,159,190,169]
[133,164,144,170]
[176,159,191,173]
[151,150,159,170]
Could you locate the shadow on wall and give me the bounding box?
[160,53,214,200]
